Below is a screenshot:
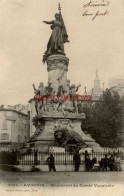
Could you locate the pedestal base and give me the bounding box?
[30,113,100,151]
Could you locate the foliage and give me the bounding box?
[79,89,123,147]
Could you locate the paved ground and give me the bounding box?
[0,170,123,185]
[0,170,123,196]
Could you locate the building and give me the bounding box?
[109,75,124,98]
[88,70,103,101]
[7,104,30,115]
[0,105,30,151]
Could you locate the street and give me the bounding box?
[0,170,123,185]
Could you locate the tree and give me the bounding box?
[80,89,122,147]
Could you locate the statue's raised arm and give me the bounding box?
[42,4,69,63]
[43,21,54,24]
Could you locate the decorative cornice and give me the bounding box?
[47,55,69,72]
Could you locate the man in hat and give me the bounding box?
[73,151,81,172]
[47,153,56,172]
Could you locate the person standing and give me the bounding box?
[115,154,121,171]
[73,151,81,172]
[99,154,108,171]
[103,154,108,171]
[84,151,91,171]
[108,154,115,171]
[47,153,56,172]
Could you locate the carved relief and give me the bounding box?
[47,56,69,72]
[30,118,45,141]
[54,119,74,131]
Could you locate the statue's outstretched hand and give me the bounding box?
[43,21,46,23]
[32,83,35,89]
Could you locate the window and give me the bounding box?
[1,133,9,140]
[2,120,7,130]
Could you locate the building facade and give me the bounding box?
[109,75,124,98]
[0,106,30,151]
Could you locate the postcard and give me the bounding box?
[0,0,124,195]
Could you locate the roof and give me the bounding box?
[0,108,28,116]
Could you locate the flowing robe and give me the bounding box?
[46,20,64,55]
[44,12,69,60]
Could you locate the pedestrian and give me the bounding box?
[115,154,121,171]
[90,157,97,170]
[47,153,56,172]
[73,151,81,171]
[85,154,91,171]
[108,154,115,171]
[99,154,108,171]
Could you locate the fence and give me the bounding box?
[17,151,74,166]
[16,151,124,166]
[0,150,124,169]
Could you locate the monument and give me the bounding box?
[29,4,100,153]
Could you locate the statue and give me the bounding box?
[69,84,81,114]
[54,85,66,116]
[45,83,54,112]
[61,80,74,113]
[62,79,70,95]
[31,118,45,141]
[33,82,47,114]
[45,83,53,95]
[42,3,69,63]
[32,83,40,114]
[54,127,85,146]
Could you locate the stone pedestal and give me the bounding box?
[29,54,101,152]
[47,55,69,92]
[30,113,100,151]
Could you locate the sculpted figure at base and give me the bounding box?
[33,82,47,114]
[42,4,69,63]
[32,83,39,114]
[61,81,81,114]
[31,118,45,141]
[62,80,70,95]
[54,128,85,146]
[47,81,81,115]
[70,83,81,114]
[54,85,66,116]
[61,80,74,113]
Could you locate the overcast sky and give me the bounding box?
[0,0,124,106]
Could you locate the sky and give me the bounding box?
[0,0,124,106]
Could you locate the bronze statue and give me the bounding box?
[42,4,69,63]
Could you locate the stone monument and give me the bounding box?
[29,4,100,153]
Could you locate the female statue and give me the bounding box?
[42,5,69,63]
